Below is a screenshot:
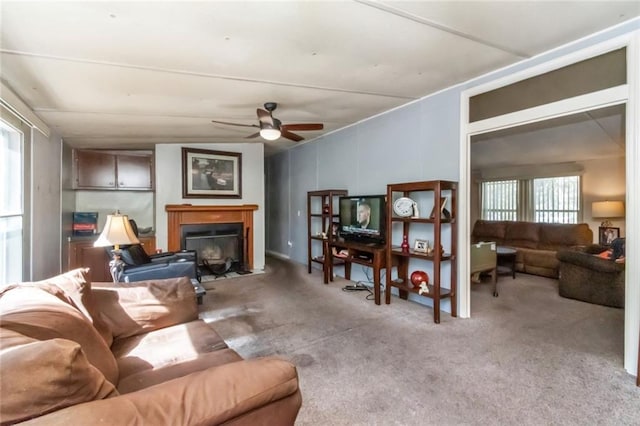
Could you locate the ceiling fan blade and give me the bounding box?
[281,129,304,142]
[211,120,258,128]
[281,123,324,131]
[245,132,260,139]
[256,108,274,126]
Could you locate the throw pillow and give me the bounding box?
[36,268,113,346]
[0,286,119,385]
[596,250,612,259]
[0,337,118,424]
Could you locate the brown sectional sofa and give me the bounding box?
[0,269,301,425]
[471,220,593,278]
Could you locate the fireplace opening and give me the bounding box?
[180,223,244,276]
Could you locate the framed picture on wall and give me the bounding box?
[599,226,620,246]
[182,148,242,198]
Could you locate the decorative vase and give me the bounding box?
[401,235,409,252]
[410,270,429,288]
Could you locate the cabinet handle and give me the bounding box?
[119,182,124,186]
[108,182,114,185]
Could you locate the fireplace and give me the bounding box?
[166,204,258,270]
[181,223,243,275]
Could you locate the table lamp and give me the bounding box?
[94,211,140,283]
[591,201,625,227]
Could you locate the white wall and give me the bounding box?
[155,143,265,270]
[582,156,626,240]
[31,130,62,279]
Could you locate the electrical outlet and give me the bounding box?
[297,210,301,216]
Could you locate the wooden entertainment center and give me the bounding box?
[307,180,457,324]
[327,239,396,306]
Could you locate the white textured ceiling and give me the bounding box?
[1,1,638,156]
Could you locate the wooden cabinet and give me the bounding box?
[67,236,156,282]
[307,190,348,282]
[73,150,154,190]
[385,180,457,323]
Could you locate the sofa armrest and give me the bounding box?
[556,250,624,273]
[121,260,197,282]
[92,277,198,339]
[20,357,301,426]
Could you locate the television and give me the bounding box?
[338,195,387,245]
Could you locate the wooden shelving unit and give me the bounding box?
[385,180,457,323]
[307,189,348,282]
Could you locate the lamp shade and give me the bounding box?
[94,213,140,248]
[592,201,625,219]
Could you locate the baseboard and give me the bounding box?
[266,250,290,260]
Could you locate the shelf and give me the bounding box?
[390,217,456,224]
[307,189,349,282]
[390,246,453,260]
[385,179,458,324]
[389,279,451,299]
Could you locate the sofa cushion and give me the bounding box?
[504,221,540,249]
[112,319,228,381]
[117,347,242,394]
[471,220,506,243]
[0,336,118,424]
[538,223,592,251]
[0,285,119,385]
[93,277,198,340]
[33,268,113,347]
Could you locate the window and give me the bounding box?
[481,180,517,220]
[533,176,580,223]
[481,176,581,223]
[0,123,23,283]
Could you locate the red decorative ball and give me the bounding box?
[410,270,429,288]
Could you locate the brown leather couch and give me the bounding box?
[472,220,593,278]
[0,269,301,425]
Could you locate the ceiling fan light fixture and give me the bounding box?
[259,123,281,140]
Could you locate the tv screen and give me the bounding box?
[338,195,387,245]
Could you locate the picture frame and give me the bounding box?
[182,148,242,198]
[429,197,450,219]
[414,239,429,253]
[598,226,620,246]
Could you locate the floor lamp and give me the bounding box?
[94,212,140,283]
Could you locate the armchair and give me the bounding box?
[117,244,200,283]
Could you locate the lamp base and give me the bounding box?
[109,251,125,283]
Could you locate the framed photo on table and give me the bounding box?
[414,239,429,253]
[182,148,242,198]
[598,226,620,246]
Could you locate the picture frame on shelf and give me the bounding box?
[414,239,429,253]
[429,197,450,219]
[182,147,242,198]
[599,226,620,246]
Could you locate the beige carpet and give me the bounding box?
[198,256,639,425]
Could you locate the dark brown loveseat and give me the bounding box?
[471,220,593,278]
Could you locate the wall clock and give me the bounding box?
[393,197,415,217]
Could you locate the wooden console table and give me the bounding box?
[327,239,396,305]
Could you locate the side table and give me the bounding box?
[496,246,517,279]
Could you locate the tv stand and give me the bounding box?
[328,238,397,305]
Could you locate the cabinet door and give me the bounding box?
[74,150,116,189]
[117,155,154,190]
[68,240,112,282]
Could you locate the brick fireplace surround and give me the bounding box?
[166,204,258,270]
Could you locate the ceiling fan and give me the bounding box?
[211,102,323,142]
